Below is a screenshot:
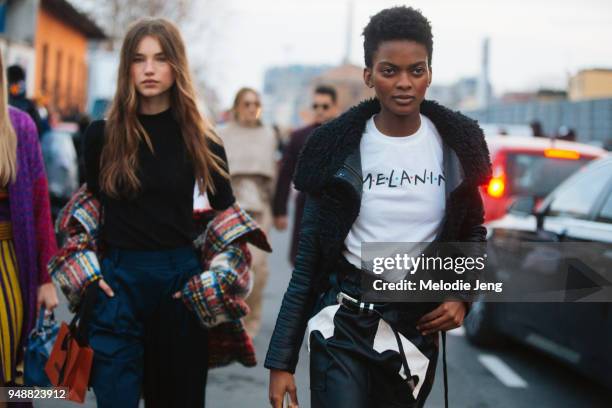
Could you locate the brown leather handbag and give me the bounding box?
[45,284,97,403]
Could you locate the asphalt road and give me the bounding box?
[38,202,612,407]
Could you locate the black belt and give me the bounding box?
[336,291,376,314]
[336,291,449,408]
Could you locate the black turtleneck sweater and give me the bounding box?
[83,108,235,250]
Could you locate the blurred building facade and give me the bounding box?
[569,69,612,101]
[311,63,374,115]
[87,43,118,119]
[466,66,612,144]
[35,0,105,115]
[0,0,105,116]
[465,98,612,145]
[262,64,331,128]
[498,89,567,104]
[428,77,480,110]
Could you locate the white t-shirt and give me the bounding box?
[343,114,446,271]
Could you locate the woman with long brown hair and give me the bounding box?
[0,54,58,397]
[83,18,235,407]
[217,88,277,337]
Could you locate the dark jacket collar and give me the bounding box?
[294,98,491,193]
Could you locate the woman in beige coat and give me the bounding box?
[218,87,277,337]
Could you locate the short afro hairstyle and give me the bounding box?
[362,6,433,68]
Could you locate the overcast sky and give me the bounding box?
[191,0,612,108]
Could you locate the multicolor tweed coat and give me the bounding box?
[48,185,271,368]
[6,107,57,360]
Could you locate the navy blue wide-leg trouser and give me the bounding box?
[88,246,208,408]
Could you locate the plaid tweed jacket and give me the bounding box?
[48,185,271,368]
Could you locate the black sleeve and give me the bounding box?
[455,185,488,313]
[460,185,487,243]
[83,120,106,197]
[207,140,236,210]
[272,130,301,216]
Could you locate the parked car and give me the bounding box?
[481,136,606,222]
[466,155,612,389]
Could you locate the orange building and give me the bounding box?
[569,68,612,101]
[33,0,105,115]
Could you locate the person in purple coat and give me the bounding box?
[0,53,58,392]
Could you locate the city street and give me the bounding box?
[39,203,612,408]
[3,1,611,407]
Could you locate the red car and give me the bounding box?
[481,136,606,222]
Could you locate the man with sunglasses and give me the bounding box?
[273,85,339,264]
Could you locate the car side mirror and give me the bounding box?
[535,205,548,230]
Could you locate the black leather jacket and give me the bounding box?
[265,99,492,373]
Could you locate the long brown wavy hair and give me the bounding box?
[100,18,227,198]
[0,53,18,187]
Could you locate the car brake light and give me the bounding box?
[487,177,505,198]
[544,148,580,160]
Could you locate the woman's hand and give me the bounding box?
[274,216,289,231]
[269,369,299,408]
[36,282,59,314]
[416,301,466,336]
[98,278,115,298]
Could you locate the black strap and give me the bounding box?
[58,334,73,385]
[442,330,448,408]
[55,284,97,385]
[368,306,415,394]
[390,321,413,388]
[69,283,98,346]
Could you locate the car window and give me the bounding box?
[507,153,592,198]
[547,163,612,219]
[596,190,612,224]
